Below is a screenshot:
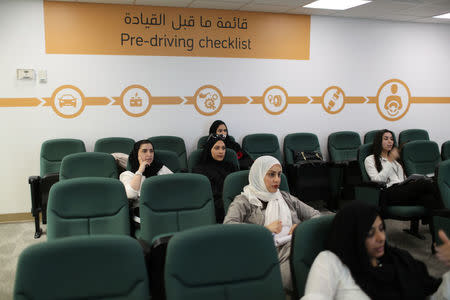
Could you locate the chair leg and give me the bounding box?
[403,220,425,240]
[34,213,42,239]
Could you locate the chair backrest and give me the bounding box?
[442,141,450,161]
[197,135,236,149]
[139,173,216,244]
[14,235,149,300]
[364,130,397,146]
[402,140,441,176]
[165,224,285,300]
[156,149,181,173]
[222,170,289,214]
[290,215,335,299]
[188,148,239,172]
[242,133,282,161]
[47,177,130,240]
[399,129,429,145]
[437,160,450,208]
[283,133,321,165]
[40,139,86,177]
[60,152,118,180]
[328,131,361,162]
[148,136,188,169]
[94,137,134,154]
[357,143,373,183]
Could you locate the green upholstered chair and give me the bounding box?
[197,135,236,149]
[364,130,397,146]
[401,140,441,176]
[29,138,86,238]
[187,148,239,172]
[242,133,282,162]
[139,173,216,245]
[290,215,334,299]
[59,152,118,180]
[14,235,149,300]
[327,131,362,208]
[47,177,130,240]
[165,224,285,300]
[398,128,429,145]
[155,149,181,173]
[442,141,450,161]
[355,143,426,238]
[432,160,450,246]
[94,137,134,154]
[283,133,330,203]
[222,170,289,214]
[148,136,188,170]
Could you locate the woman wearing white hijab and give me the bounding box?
[224,155,320,293]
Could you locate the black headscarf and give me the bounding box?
[326,201,441,300]
[128,140,163,178]
[208,120,242,154]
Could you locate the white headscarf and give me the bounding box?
[242,156,292,229]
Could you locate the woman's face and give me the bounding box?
[138,143,154,165]
[216,124,228,137]
[381,132,394,153]
[264,164,282,193]
[211,140,226,161]
[365,216,386,265]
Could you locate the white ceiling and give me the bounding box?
[52,0,450,24]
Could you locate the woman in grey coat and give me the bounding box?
[224,155,320,294]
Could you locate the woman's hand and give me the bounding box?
[265,220,282,234]
[436,230,450,267]
[138,156,149,173]
[388,147,400,162]
[289,224,298,235]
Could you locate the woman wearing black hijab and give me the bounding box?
[208,120,252,170]
[302,201,448,299]
[193,134,238,223]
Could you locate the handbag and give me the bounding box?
[293,151,323,164]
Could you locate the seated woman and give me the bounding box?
[208,120,252,169]
[224,155,320,294]
[302,201,449,299]
[119,140,173,222]
[364,129,443,210]
[193,134,238,223]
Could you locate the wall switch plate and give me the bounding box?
[17,69,35,80]
[38,69,47,83]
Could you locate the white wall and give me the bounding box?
[0,0,449,214]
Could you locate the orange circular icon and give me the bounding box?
[321,86,345,114]
[262,86,288,115]
[119,85,152,117]
[376,79,411,121]
[50,85,86,119]
[193,85,224,116]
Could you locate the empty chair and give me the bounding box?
[139,173,216,245]
[148,136,188,170]
[399,128,429,145]
[165,224,285,300]
[94,137,134,154]
[442,141,450,161]
[155,149,181,173]
[188,148,239,172]
[242,133,282,162]
[29,138,86,238]
[222,170,289,214]
[59,152,118,180]
[364,129,397,145]
[402,140,441,176]
[327,131,362,208]
[14,235,149,300]
[47,177,130,240]
[433,160,450,247]
[290,215,334,299]
[283,133,330,203]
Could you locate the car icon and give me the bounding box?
[58,94,77,107]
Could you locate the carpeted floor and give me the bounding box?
[0,216,448,299]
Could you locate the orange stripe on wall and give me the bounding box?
[310,96,322,104]
[223,96,249,104]
[0,98,41,107]
[151,97,184,105]
[344,96,366,104]
[411,97,450,103]
[287,96,310,104]
[249,96,263,104]
[85,97,111,105]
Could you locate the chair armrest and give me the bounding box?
[151,232,175,248]
[432,209,450,218]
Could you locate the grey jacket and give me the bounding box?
[224,190,320,225]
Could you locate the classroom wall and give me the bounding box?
[0,0,449,214]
